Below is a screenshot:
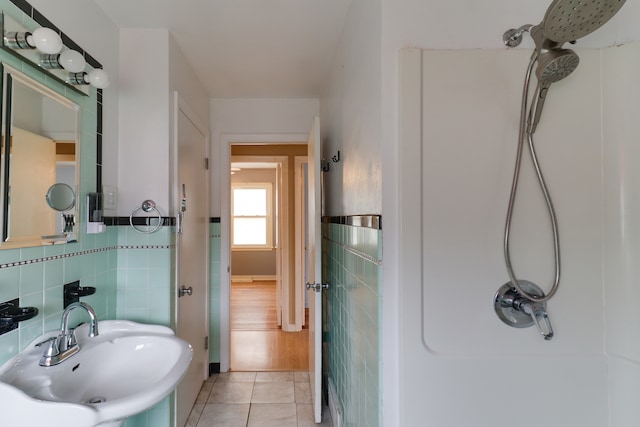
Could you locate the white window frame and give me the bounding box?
[231,182,273,249]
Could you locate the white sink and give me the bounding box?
[0,320,193,427]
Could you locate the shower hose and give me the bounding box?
[503,51,561,303]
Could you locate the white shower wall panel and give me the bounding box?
[602,41,640,427]
[399,48,608,426]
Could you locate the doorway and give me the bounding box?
[228,144,308,371]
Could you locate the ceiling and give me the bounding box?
[93,0,353,98]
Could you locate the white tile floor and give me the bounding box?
[186,372,333,427]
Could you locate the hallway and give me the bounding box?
[230,281,308,371]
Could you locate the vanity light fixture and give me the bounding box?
[40,50,110,89]
[4,27,62,54]
[2,14,109,91]
[40,49,86,73]
[67,68,110,89]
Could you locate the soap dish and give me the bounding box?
[0,298,39,335]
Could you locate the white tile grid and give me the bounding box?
[186,372,333,427]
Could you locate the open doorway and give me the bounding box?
[229,144,309,371]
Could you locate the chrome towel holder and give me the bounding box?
[129,199,163,234]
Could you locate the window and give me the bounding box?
[232,183,273,248]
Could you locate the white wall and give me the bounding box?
[118,29,170,216]
[117,30,209,217]
[320,0,382,216]
[603,41,640,427]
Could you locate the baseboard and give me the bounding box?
[231,275,277,283]
[328,377,342,427]
[281,323,302,332]
[209,363,220,376]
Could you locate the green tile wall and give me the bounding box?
[115,226,174,327]
[322,221,382,427]
[116,225,175,427]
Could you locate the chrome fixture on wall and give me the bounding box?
[495,0,626,340]
[4,26,62,53]
[1,12,109,90]
[129,199,163,234]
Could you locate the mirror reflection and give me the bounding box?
[1,64,79,246]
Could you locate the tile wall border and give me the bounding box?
[322,215,382,230]
[0,245,174,269]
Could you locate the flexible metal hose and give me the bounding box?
[503,50,561,302]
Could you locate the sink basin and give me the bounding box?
[0,320,193,427]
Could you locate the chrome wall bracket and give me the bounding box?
[494,280,554,340]
[306,282,329,293]
[503,24,533,47]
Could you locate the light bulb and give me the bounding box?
[28,27,62,54]
[58,50,86,73]
[87,69,109,89]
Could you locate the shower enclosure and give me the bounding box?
[396,7,640,423]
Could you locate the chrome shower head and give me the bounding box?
[527,49,579,134]
[536,48,580,85]
[542,0,627,43]
[503,0,626,48]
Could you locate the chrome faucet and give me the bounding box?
[39,302,99,367]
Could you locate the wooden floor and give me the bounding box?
[230,281,308,372]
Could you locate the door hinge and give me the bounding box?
[204,158,209,170]
[305,282,329,293]
[204,336,209,350]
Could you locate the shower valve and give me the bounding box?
[494,281,554,340]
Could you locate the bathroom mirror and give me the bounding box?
[0,64,79,247]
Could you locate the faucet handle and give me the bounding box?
[39,337,61,366]
[57,329,77,352]
[523,303,554,340]
[34,336,57,348]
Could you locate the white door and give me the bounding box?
[306,116,323,423]
[174,95,209,427]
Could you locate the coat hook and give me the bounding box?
[321,159,330,172]
[332,150,341,163]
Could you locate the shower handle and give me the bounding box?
[521,301,554,340]
[527,82,549,135]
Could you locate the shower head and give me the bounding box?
[540,0,627,43]
[536,48,580,85]
[527,49,579,134]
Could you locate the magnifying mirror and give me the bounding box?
[45,183,75,211]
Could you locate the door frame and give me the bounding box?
[230,155,289,330]
[220,133,308,372]
[294,155,309,330]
